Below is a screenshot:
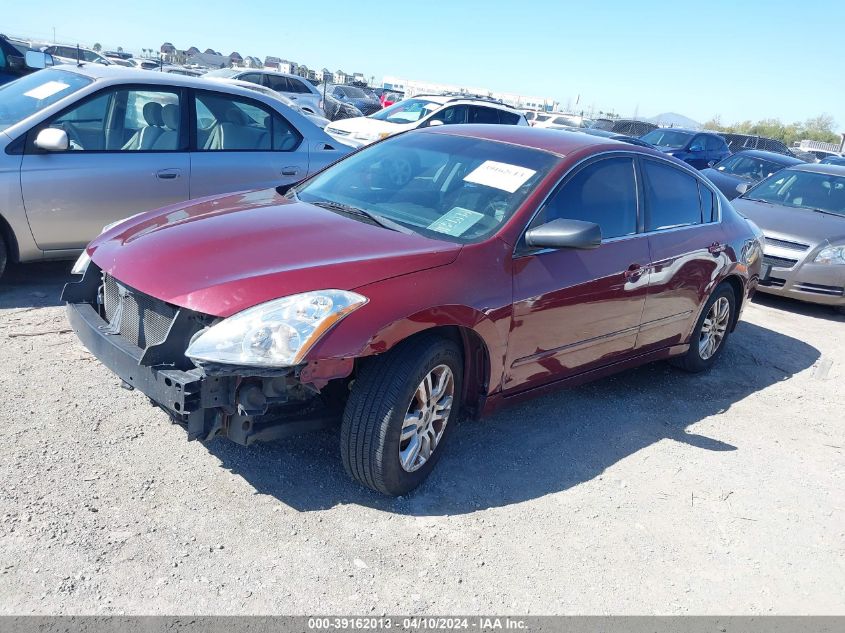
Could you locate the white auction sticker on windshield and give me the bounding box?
[463,160,536,193]
[23,81,70,100]
[428,207,484,237]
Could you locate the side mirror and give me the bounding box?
[525,218,602,250]
[25,51,50,69]
[34,128,69,152]
[736,183,751,195]
[427,119,444,127]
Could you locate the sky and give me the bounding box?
[6,0,844,127]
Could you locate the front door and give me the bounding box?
[20,85,189,251]
[505,156,650,391]
[189,89,310,198]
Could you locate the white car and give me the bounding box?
[532,113,590,129]
[324,94,528,148]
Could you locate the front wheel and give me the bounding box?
[341,335,462,496]
[671,283,736,373]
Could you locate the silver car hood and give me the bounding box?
[731,198,845,246]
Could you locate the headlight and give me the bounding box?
[353,132,376,141]
[185,290,368,368]
[71,250,91,275]
[814,245,845,265]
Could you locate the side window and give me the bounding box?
[428,105,467,126]
[195,91,302,151]
[642,160,702,230]
[698,182,717,222]
[39,88,181,152]
[499,110,521,125]
[264,74,291,93]
[689,135,706,151]
[705,135,723,151]
[286,78,309,94]
[238,73,263,86]
[468,106,499,124]
[535,158,638,240]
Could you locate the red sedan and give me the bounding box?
[64,126,763,495]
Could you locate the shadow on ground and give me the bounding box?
[208,320,820,515]
[752,292,845,323]
[0,262,72,309]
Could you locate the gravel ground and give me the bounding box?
[1,262,843,615]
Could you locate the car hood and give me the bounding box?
[326,116,412,135]
[88,189,461,317]
[730,198,845,247]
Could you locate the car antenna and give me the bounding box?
[76,43,82,67]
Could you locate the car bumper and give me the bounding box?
[758,261,845,306]
[66,300,337,445]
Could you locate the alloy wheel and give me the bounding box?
[699,296,731,360]
[399,364,455,473]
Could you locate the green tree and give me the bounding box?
[92,42,101,52]
[703,113,839,145]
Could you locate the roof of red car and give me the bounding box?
[422,124,634,157]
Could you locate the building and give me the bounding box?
[381,75,557,111]
[265,56,294,74]
[186,51,229,69]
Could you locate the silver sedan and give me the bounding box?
[0,64,351,276]
[732,163,845,313]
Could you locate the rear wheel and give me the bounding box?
[341,335,462,496]
[671,284,736,373]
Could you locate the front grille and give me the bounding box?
[102,274,177,349]
[762,254,799,269]
[793,282,845,296]
[763,236,810,252]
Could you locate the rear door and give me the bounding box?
[635,158,727,351]
[20,85,189,251]
[189,89,309,198]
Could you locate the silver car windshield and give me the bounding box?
[293,132,558,244]
[744,169,845,217]
[370,98,439,124]
[0,69,92,132]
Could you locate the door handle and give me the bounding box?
[281,166,300,176]
[624,263,644,281]
[708,242,726,255]
[155,168,181,180]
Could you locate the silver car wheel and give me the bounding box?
[699,296,731,360]
[399,364,455,473]
[387,158,412,186]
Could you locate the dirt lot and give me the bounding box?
[0,262,843,615]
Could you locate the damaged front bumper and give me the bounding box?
[63,268,345,445]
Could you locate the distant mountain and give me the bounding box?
[646,112,702,129]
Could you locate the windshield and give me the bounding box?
[294,132,558,243]
[641,129,693,148]
[370,98,440,124]
[714,154,788,181]
[0,69,92,132]
[743,169,845,217]
[205,68,240,78]
[336,85,368,99]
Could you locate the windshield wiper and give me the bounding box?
[310,200,415,234]
[805,207,842,217]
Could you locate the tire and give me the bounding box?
[671,283,736,373]
[341,335,463,496]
